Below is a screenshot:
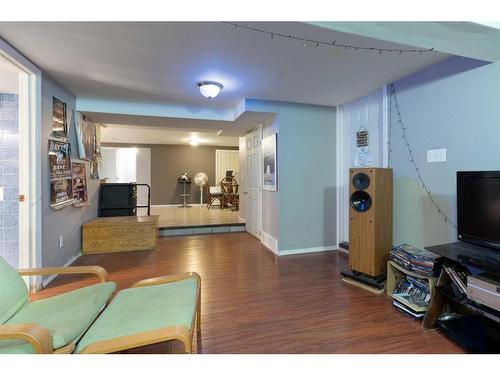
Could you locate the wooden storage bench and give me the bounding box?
[82,216,159,254]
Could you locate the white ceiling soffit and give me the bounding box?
[310,22,500,62]
[85,110,275,138]
[0,22,448,107]
[101,124,239,147]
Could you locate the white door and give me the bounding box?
[245,127,262,239]
[337,88,388,247]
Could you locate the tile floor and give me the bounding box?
[145,205,245,229]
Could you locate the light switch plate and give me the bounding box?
[427,148,446,163]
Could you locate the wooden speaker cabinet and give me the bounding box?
[349,167,393,277]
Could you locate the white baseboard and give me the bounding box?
[41,252,82,289]
[261,231,278,255]
[279,245,337,256]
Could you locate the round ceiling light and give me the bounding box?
[197,81,223,99]
[188,138,199,146]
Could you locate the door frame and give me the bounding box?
[336,86,389,252]
[244,125,263,240]
[1,39,42,289]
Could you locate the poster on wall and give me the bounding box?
[90,161,100,180]
[355,146,372,167]
[71,161,88,207]
[75,112,96,162]
[262,133,278,192]
[49,140,74,209]
[354,127,372,167]
[51,97,68,140]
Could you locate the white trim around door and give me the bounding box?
[336,87,389,254]
[0,38,42,290]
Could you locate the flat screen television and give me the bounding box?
[457,171,500,250]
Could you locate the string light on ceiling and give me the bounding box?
[222,22,436,56]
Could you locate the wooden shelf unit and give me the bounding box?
[82,216,159,254]
[386,260,437,297]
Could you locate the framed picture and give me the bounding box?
[75,112,96,162]
[72,161,88,207]
[262,133,278,191]
[51,97,67,139]
[48,140,73,209]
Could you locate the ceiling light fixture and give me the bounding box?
[197,81,223,99]
[188,138,199,146]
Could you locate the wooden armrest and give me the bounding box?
[17,266,109,283]
[0,323,53,354]
[79,326,192,354]
[131,272,201,288]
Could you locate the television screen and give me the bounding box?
[457,171,500,249]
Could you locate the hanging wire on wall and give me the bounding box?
[222,22,437,55]
[388,83,457,229]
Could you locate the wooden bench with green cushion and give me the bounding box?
[76,273,201,354]
[0,257,201,354]
[0,256,115,354]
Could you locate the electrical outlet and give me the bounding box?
[427,148,446,163]
[59,235,64,248]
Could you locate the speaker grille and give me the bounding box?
[350,190,372,212]
[352,172,370,190]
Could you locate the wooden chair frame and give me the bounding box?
[0,266,109,354]
[0,268,201,354]
[220,177,239,211]
[78,272,202,354]
[205,185,223,209]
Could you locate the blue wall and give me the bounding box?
[246,100,337,252]
[389,56,497,249]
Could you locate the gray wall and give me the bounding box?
[246,100,337,252]
[101,143,237,205]
[41,75,100,268]
[389,56,496,249]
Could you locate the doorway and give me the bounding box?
[215,149,239,185]
[100,146,151,214]
[336,87,388,251]
[244,126,262,239]
[0,46,40,274]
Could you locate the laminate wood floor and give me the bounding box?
[32,233,463,354]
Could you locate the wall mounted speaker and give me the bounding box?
[349,168,393,276]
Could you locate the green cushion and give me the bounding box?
[0,282,115,354]
[0,257,28,324]
[76,278,197,353]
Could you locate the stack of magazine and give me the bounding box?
[392,276,432,320]
[390,243,442,277]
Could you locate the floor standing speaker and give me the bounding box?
[349,167,393,277]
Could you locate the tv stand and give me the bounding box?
[423,241,500,353]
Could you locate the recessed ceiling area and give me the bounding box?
[101,125,240,147]
[0,22,449,107]
[93,110,275,146]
